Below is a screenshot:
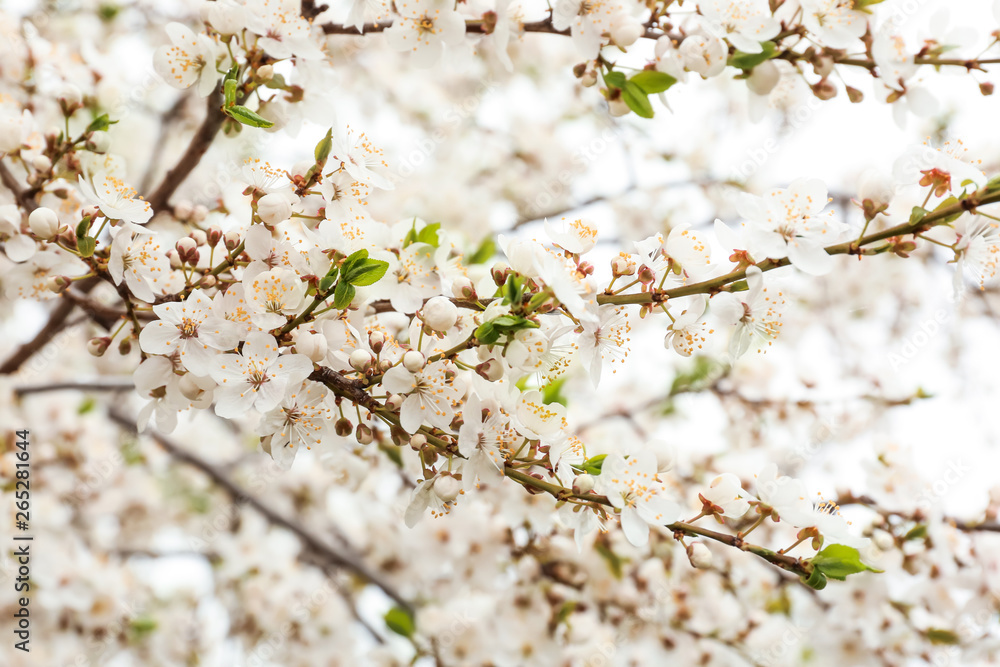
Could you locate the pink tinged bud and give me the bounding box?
[572,474,595,494]
[378,358,393,373]
[408,433,427,451]
[176,237,198,254]
[224,230,241,250]
[491,261,510,286]
[581,70,598,87]
[402,350,426,373]
[173,201,194,221]
[356,424,373,444]
[349,348,375,372]
[200,274,218,288]
[638,264,656,284]
[59,84,83,108]
[297,332,327,363]
[87,337,111,357]
[608,98,630,117]
[368,331,386,353]
[256,193,293,226]
[207,225,223,246]
[335,418,353,437]
[257,65,274,82]
[190,230,207,246]
[421,296,459,332]
[28,207,61,239]
[433,475,461,503]
[192,205,208,223]
[386,394,404,410]
[451,276,475,300]
[686,542,713,569]
[475,359,504,382]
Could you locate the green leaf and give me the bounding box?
[384,606,415,638]
[128,615,158,640]
[621,81,654,119]
[417,222,441,247]
[77,236,97,258]
[931,196,963,224]
[904,524,927,541]
[339,248,369,277]
[76,216,91,239]
[469,237,496,264]
[540,377,568,406]
[78,396,97,415]
[669,355,725,396]
[799,567,828,590]
[925,628,960,645]
[225,105,274,128]
[314,128,333,164]
[502,275,524,307]
[318,275,336,292]
[333,280,356,309]
[224,78,237,108]
[629,70,677,94]
[475,321,499,345]
[728,41,778,70]
[580,454,606,475]
[345,259,389,286]
[263,72,288,90]
[86,114,118,134]
[810,544,883,581]
[909,206,929,225]
[595,542,625,579]
[603,71,626,89]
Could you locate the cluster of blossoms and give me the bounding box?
[4,0,1000,664]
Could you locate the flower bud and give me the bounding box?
[610,13,642,47]
[451,276,475,300]
[173,201,193,221]
[572,473,595,495]
[747,61,780,96]
[490,261,510,286]
[421,296,458,332]
[190,229,207,246]
[256,65,274,82]
[58,84,83,111]
[355,423,374,444]
[386,394,404,410]
[378,358,393,373]
[335,417,353,437]
[167,249,183,269]
[192,205,209,223]
[200,274,218,288]
[296,332,328,363]
[368,331,386,353]
[46,276,71,294]
[118,337,132,355]
[177,236,198,254]
[31,155,52,173]
[87,337,111,357]
[812,78,837,101]
[581,70,598,87]
[224,230,241,250]
[207,225,223,247]
[638,264,656,284]
[475,359,504,382]
[402,350,426,372]
[28,207,60,239]
[86,130,109,153]
[349,348,375,372]
[611,255,636,277]
[433,475,461,503]
[608,98,630,117]
[686,542,713,569]
[408,433,427,451]
[256,193,293,226]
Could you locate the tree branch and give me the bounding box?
[146,90,227,214]
[107,407,412,613]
